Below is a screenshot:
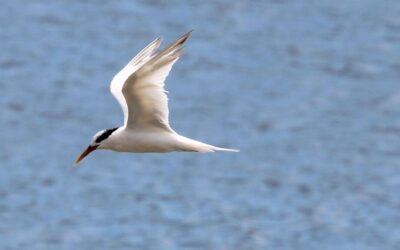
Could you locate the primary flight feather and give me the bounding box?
[75,31,238,165]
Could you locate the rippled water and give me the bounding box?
[1,0,400,249]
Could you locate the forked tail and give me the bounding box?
[213,147,240,152]
[177,136,239,153]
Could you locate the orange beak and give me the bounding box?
[74,145,98,166]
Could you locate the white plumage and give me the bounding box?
[75,31,238,165]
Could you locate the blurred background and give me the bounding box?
[1,0,400,249]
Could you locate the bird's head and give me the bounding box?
[74,127,118,165]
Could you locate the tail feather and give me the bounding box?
[213,147,240,152]
[177,136,239,153]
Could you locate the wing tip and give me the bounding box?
[155,35,163,44]
[177,30,193,45]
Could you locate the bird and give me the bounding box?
[75,31,238,165]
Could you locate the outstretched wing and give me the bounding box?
[110,36,163,126]
[111,31,191,131]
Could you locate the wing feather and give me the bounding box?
[110,36,162,125]
[122,31,191,131]
[126,36,163,69]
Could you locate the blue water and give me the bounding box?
[1,0,400,249]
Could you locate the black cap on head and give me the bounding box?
[95,128,118,143]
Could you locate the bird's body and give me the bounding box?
[75,31,238,165]
[100,127,234,153]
